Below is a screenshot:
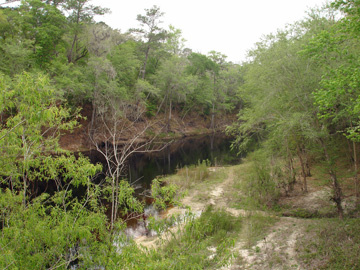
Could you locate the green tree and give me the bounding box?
[19,0,67,67]
[154,55,196,131]
[229,10,341,204]
[63,0,109,63]
[304,0,360,203]
[0,5,34,74]
[130,5,167,79]
[164,24,187,56]
[108,40,141,92]
[0,72,79,205]
[186,52,216,116]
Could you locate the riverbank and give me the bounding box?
[133,159,360,269]
[59,103,237,152]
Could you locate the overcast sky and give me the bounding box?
[92,0,328,63]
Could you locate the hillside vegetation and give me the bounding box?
[1,0,360,269]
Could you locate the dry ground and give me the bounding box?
[136,164,349,269]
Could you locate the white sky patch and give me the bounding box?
[92,0,328,63]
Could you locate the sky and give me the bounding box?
[92,0,328,63]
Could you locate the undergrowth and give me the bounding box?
[297,218,360,270]
[144,206,242,269]
[166,159,215,190]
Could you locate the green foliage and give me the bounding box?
[307,7,360,142]
[20,0,67,67]
[117,180,144,215]
[245,151,281,207]
[151,178,180,210]
[154,55,196,103]
[146,207,242,269]
[0,189,110,270]
[108,40,141,90]
[164,25,187,56]
[145,101,157,117]
[0,38,34,75]
[0,72,79,184]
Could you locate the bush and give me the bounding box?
[246,150,280,207]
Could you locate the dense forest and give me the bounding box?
[1,0,360,269]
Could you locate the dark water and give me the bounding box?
[126,134,241,189]
[84,133,241,190]
[83,134,240,238]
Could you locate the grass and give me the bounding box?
[144,156,360,269]
[240,213,278,249]
[145,206,243,269]
[230,160,278,211]
[296,218,360,270]
[165,160,226,192]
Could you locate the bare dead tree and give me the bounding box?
[89,94,168,230]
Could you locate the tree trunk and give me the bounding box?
[167,99,172,132]
[301,144,311,177]
[90,101,96,139]
[287,155,296,192]
[349,122,359,205]
[297,145,308,193]
[352,140,359,205]
[23,172,27,207]
[67,34,77,63]
[320,138,344,218]
[110,175,115,230]
[140,45,151,79]
[210,102,215,131]
[285,139,296,188]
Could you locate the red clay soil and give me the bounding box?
[59,103,237,152]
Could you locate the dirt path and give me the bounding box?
[136,165,327,269]
[136,166,234,248]
[226,217,306,270]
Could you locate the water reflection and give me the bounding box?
[127,134,240,189]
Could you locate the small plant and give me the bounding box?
[145,102,157,117]
[151,178,180,210]
[297,218,360,269]
[145,206,242,269]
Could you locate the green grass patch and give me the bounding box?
[297,218,360,270]
[145,206,242,269]
[240,213,278,249]
[231,160,278,211]
[165,160,225,192]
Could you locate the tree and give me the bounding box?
[186,52,216,116]
[130,5,167,79]
[89,81,165,229]
[108,40,141,92]
[164,24,187,56]
[153,55,196,131]
[0,72,79,205]
[63,0,109,63]
[229,9,342,205]
[86,22,127,57]
[304,0,360,204]
[0,71,116,269]
[19,0,67,67]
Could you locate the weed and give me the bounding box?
[145,206,242,269]
[166,159,212,190]
[297,218,360,269]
